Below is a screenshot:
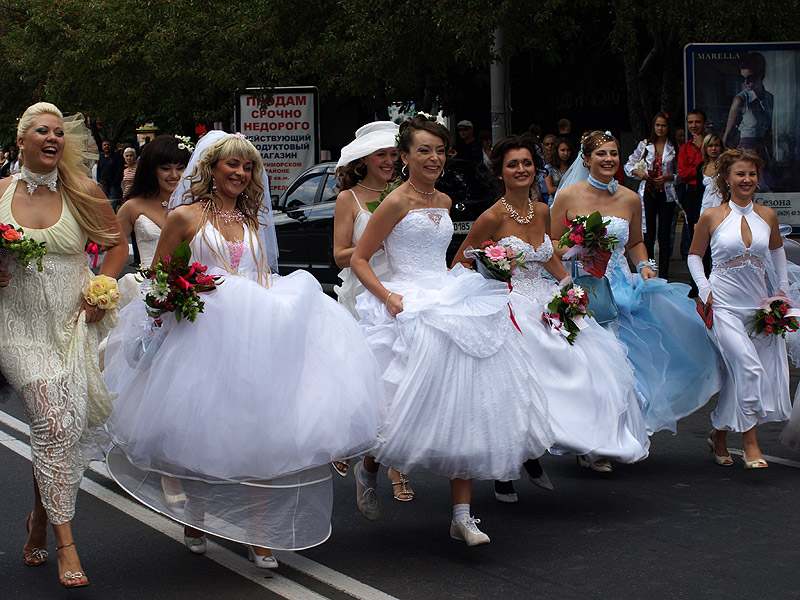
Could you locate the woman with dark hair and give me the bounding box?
[453,135,648,483]
[351,115,553,545]
[544,137,573,198]
[723,52,773,163]
[689,149,790,468]
[624,112,678,279]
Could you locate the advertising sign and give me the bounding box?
[685,43,800,228]
[236,87,320,195]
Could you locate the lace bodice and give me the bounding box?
[133,214,162,267]
[384,209,452,280]
[710,202,769,277]
[189,222,259,279]
[500,235,557,304]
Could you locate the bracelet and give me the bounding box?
[385,291,394,306]
[84,274,120,310]
[636,259,657,275]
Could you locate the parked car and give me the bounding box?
[272,159,497,287]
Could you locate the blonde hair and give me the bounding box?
[713,148,764,202]
[183,135,271,285]
[701,133,725,164]
[17,102,118,247]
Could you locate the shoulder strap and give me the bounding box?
[351,188,366,211]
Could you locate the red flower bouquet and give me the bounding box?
[750,297,800,339]
[541,282,590,345]
[0,222,47,272]
[558,211,618,278]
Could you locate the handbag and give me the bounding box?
[572,258,619,325]
[632,141,648,175]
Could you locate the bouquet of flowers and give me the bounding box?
[0,222,47,272]
[85,274,120,310]
[749,296,800,339]
[464,240,527,282]
[85,239,105,268]
[140,241,222,323]
[558,211,619,278]
[541,282,590,345]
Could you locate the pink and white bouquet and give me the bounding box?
[749,296,800,339]
[558,211,618,278]
[464,239,527,282]
[542,282,589,345]
[0,222,46,272]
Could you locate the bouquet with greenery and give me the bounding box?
[0,222,47,272]
[464,239,527,282]
[749,297,800,339]
[558,211,618,278]
[541,282,590,345]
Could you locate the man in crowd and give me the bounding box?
[455,120,483,163]
[677,109,707,296]
[97,140,125,209]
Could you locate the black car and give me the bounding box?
[272,159,497,287]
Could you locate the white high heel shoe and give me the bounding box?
[183,534,206,555]
[248,546,278,569]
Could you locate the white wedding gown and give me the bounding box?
[117,214,162,308]
[355,208,553,481]
[500,235,649,463]
[104,221,384,550]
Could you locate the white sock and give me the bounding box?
[452,503,470,525]
[358,462,378,488]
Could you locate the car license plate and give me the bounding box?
[453,221,474,234]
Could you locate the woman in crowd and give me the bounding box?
[698,134,726,216]
[0,102,127,588]
[723,52,773,165]
[351,115,552,546]
[104,132,383,567]
[552,131,721,436]
[544,138,573,199]
[330,121,413,501]
[689,149,790,467]
[121,146,138,200]
[453,135,648,483]
[115,135,190,305]
[624,112,678,279]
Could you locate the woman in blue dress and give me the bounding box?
[551,130,722,436]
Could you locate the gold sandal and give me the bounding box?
[56,542,89,588]
[23,513,48,566]
[388,469,414,502]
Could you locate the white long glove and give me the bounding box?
[687,254,711,304]
[770,246,790,294]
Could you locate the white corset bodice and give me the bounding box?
[500,235,557,304]
[133,214,162,267]
[189,222,259,279]
[710,202,769,277]
[384,209,452,280]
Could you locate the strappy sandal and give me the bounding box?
[332,460,350,477]
[388,468,414,502]
[56,542,89,589]
[23,513,49,566]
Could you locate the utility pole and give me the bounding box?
[490,27,509,145]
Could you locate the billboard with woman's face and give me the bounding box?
[685,42,800,226]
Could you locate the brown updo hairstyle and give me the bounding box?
[713,148,764,202]
[489,135,543,197]
[396,114,455,178]
[581,130,620,159]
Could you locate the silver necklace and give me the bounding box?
[13,167,58,195]
[408,179,436,196]
[500,196,534,224]
[356,182,388,193]
[206,199,246,225]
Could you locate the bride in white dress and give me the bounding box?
[689,149,791,468]
[103,132,384,566]
[453,136,649,496]
[351,116,553,546]
[115,135,190,305]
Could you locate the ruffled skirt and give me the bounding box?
[356,265,553,481]
[334,249,390,319]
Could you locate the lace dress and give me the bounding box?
[356,209,553,481]
[0,180,117,524]
[703,202,790,433]
[117,214,161,308]
[333,190,390,318]
[103,221,384,550]
[500,236,649,463]
[592,216,722,434]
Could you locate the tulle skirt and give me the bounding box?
[103,269,384,549]
[335,249,390,319]
[509,290,649,464]
[356,264,553,481]
[605,261,722,434]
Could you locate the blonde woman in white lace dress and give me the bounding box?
[0,102,127,588]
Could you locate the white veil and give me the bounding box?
[169,130,279,272]
[553,150,589,203]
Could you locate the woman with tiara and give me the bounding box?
[351,115,552,546]
[103,131,384,567]
[552,131,721,436]
[331,121,414,501]
[454,135,648,484]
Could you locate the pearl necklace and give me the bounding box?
[356,182,389,193]
[13,167,58,195]
[408,179,436,196]
[500,196,534,224]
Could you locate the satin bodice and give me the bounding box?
[710,202,769,278]
[189,221,259,280]
[133,214,162,267]
[384,209,452,280]
[500,235,557,304]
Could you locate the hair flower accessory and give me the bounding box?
[233,132,248,140]
[174,135,195,153]
[416,111,446,126]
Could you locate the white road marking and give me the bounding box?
[0,408,399,600]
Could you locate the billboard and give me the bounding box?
[235,87,320,195]
[685,42,800,227]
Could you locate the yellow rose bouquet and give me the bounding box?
[84,274,120,310]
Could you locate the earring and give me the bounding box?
[439,167,446,179]
[402,164,408,178]
[238,191,249,203]
[211,177,218,195]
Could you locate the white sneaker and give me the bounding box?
[354,460,381,521]
[449,517,490,546]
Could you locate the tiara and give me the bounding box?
[582,130,616,152]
